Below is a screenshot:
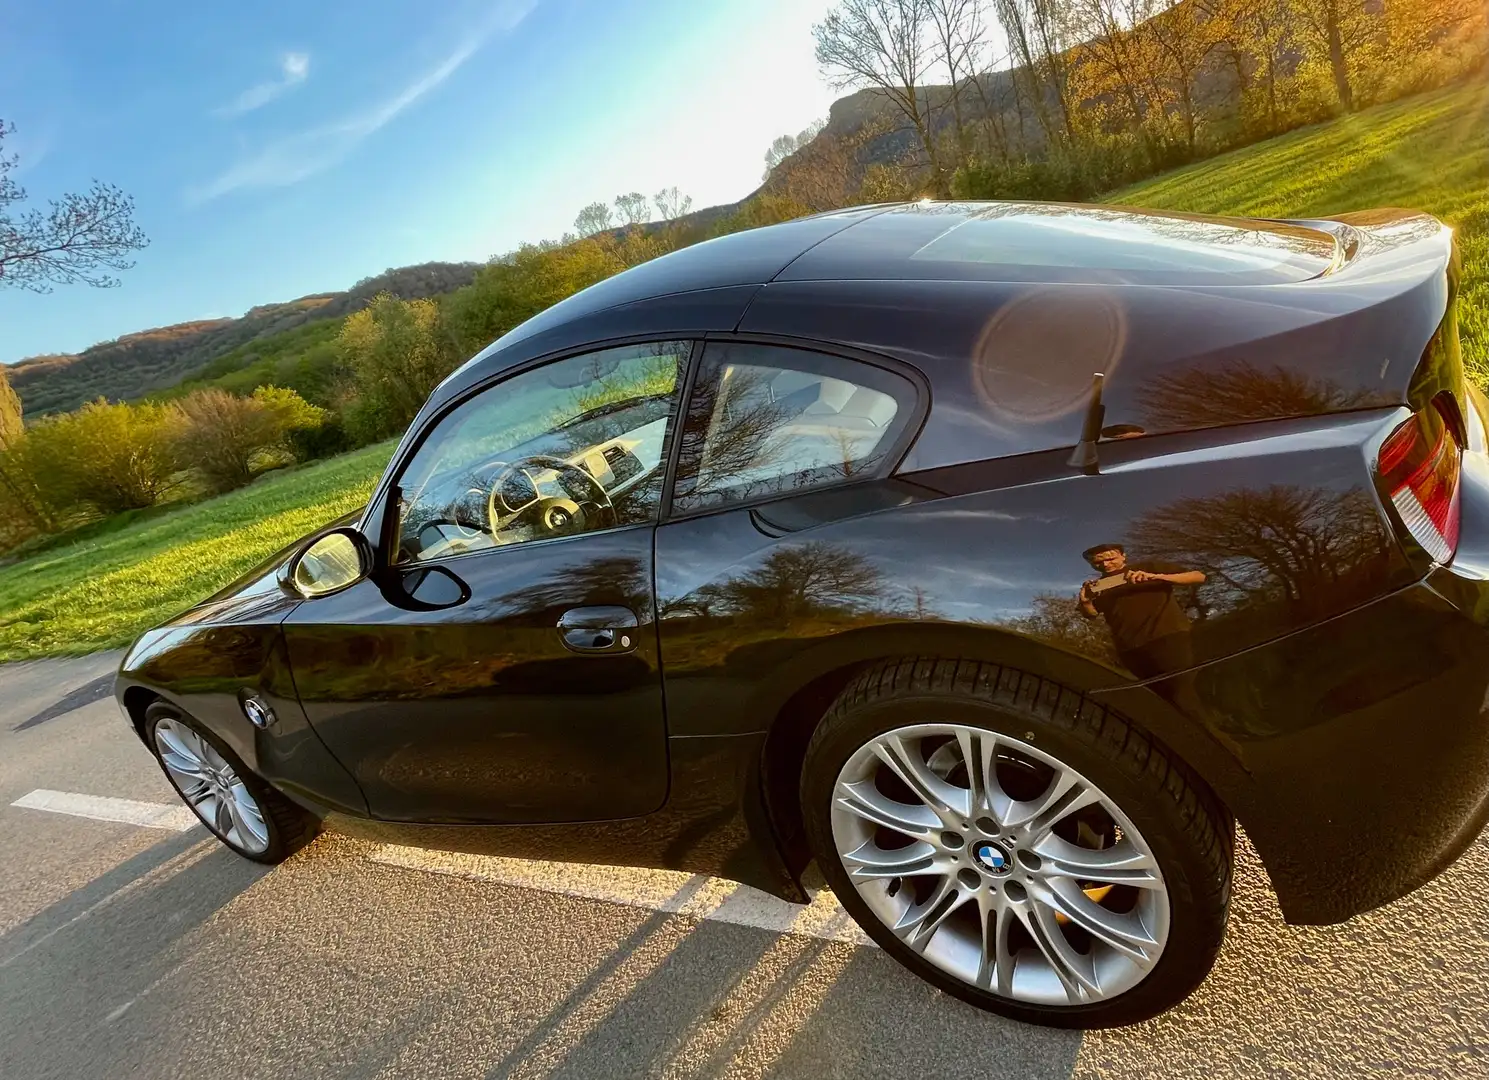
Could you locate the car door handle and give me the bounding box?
[557,606,639,654]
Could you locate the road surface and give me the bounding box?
[2,653,1486,1079]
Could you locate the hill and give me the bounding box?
[8,261,480,415]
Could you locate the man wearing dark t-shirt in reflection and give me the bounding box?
[1078,543,1206,680]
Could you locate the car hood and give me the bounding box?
[159,506,366,630]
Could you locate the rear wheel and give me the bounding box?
[146,701,317,864]
[800,659,1232,1028]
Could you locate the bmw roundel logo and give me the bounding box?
[975,842,1009,874]
[241,696,276,730]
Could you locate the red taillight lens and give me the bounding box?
[1377,398,1462,563]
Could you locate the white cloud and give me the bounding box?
[215,51,312,118]
[192,2,536,202]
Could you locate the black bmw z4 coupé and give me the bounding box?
[117,202,1489,1027]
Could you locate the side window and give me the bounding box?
[671,342,916,514]
[393,341,688,564]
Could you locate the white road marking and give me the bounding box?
[10,789,199,832]
[9,788,876,948]
[367,846,875,947]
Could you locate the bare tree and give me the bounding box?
[653,187,694,221]
[927,0,988,168]
[613,191,651,226]
[814,0,947,190]
[0,120,148,291]
[994,0,1064,144]
[573,201,614,237]
[1148,0,1232,152]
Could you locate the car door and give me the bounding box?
[282,340,691,824]
[654,339,924,737]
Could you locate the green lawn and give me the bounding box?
[1110,77,1489,380]
[2,78,1487,663]
[0,441,395,661]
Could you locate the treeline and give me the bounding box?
[8,261,482,416]
[799,0,1488,202]
[0,189,754,552]
[0,377,326,545]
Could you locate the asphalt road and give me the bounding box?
[3,655,1487,1079]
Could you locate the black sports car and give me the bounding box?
[117,201,1489,1027]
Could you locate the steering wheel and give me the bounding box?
[485,455,615,544]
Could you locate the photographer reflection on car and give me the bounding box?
[1078,543,1206,681]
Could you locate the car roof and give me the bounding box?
[429,201,1446,474]
[779,202,1340,286]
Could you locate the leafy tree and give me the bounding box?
[0,366,19,448]
[1288,0,1378,110]
[0,120,149,291]
[24,400,182,514]
[573,201,614,237]
[614,192,651,226]
[0,365,58,542]
[336,293,459,442]
[443,238,626,358]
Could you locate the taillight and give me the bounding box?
[1377,397,1462,563]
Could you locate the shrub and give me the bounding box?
[23,399,184,515]
[175,386,327,493]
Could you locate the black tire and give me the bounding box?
[145,701,318,865]
[800,658,1233,1028]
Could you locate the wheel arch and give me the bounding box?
[754,623,1252,884]
[119,683,163,744]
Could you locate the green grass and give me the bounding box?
[1109,77,1489,379]
[0,441,395,661]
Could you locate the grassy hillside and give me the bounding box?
[1111,78,1489,380]
[8,262,479,415]
[0,441,394,661]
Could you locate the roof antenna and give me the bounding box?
[1068,372,1106,475]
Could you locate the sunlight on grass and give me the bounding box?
[1111,78,1489,381]
[0,440,395,661]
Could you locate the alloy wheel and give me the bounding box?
[153,717,270,855]
[830,723,1170,1006]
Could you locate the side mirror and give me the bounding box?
[283,527,372,599]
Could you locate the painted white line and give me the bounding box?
[10,789,199,832]
[367,846,875,948]
[8,787,874,948]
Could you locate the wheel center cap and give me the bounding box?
[973,841,1012,875]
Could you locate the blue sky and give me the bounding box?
[0,0,840,363]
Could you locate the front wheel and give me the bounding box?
[800,659,1232,1028]
[146,702,317,864]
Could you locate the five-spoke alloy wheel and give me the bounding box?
[801,660,1232,1028]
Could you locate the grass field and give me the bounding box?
[1111,77,1489,380]
[0,441,394,661]
[1,78,1486,662]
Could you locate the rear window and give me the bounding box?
[781,204,1341,286]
